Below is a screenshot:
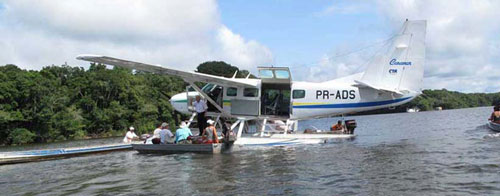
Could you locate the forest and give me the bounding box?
[1,62,498,145]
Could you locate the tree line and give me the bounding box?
[0,61,254,145]
[1,62,498,145]
[351,89,500,115]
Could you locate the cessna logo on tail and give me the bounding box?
[389,59,411,66]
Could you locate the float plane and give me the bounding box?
[77,20,426,145]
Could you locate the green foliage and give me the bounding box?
[0,64,186,145]
[405,89,497,111]
[9,128,36,145]
[197,61,256,78]
[361,89,500,115]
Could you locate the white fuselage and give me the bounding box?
[170,74,418,120]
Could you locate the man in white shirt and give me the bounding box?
[193,95,208,136]
[159,122,174,144]
[153,123,163,138]
[123,126,138,143]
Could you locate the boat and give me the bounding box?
[132,143,231,154]
[0,143,133,165]
[132,118,357,154]
[133,132,356,154]
[487,121,500,132]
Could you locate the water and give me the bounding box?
[1,107,499,195]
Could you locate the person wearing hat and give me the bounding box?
[159,122,174,144]
[202,119,219,144]
[123,126,138,143]
[175,121,193,144]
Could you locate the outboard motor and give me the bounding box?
[344,120,357,134]
[222,121,237,143]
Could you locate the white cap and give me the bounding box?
[129,126,135,130]
[161,122,168,127]
[180,121,187,128]
[207,119,215,125]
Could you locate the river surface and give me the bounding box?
[1,107,499,195]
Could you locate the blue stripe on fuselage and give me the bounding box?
[293,96,412,109]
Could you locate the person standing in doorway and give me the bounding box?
[193,95,208,136]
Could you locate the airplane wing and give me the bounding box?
[76,54,258,87]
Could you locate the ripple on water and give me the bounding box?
[1,107,500,195]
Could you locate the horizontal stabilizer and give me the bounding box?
[353,80,405,96]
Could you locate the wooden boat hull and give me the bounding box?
[487,121,500,132]
[132,143,231,154]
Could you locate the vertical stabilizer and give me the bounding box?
[357,20,426,94]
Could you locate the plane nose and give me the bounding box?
[170,92,189,114]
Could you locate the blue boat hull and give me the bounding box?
[0,144,132,165]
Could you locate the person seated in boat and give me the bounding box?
[153,123,163,139]
[175,121,193,144]
[330,120,344,132]
[489,106,500,123]
[159,122,174,144]
[202,119,219,144]
[123,126,139,143]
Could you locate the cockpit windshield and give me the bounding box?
[259,70,274,78]
[274,70,290,79]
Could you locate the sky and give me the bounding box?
[0,0,500,93]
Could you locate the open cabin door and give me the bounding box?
[186,84,224,113]
[258,67,292,117]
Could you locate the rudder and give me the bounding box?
[358,20,426,94]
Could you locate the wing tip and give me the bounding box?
[76,54,104,61]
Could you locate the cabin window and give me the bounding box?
[292,90,305,99]
[275,70,290,79]
[226,87,237,96]
[259,70,274,78]
[244,88,259,97]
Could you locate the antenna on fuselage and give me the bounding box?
[232,71,238,78]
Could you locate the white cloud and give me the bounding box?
[293,52,367,82]
[0,0,273,72]
[215,26,273,72]
[314,2,371,17]
[306,0,500,92]
[376,0,500,92]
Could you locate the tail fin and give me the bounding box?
[355,20,426,95]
